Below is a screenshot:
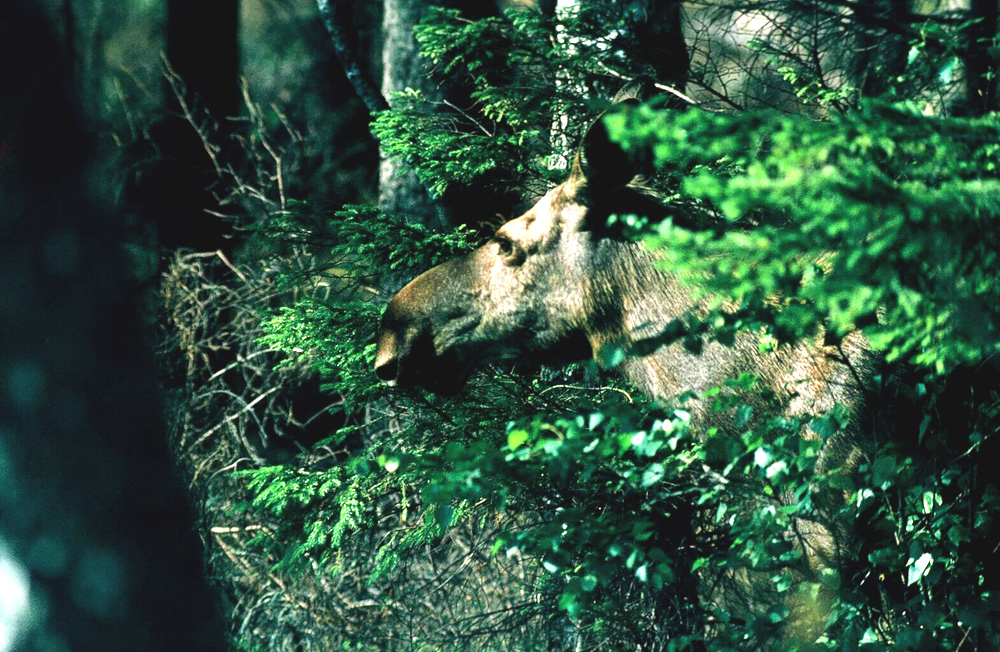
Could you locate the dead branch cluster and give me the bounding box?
[159,245,575,650]
[151,73,587,650]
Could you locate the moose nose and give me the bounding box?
[374,326,401,384]
[374,356,398,383]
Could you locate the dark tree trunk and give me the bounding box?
[852,0,911,99]
[626,0,689,93]
[60,0,108,120]
[130,0,242,253]
[0,6,225,651]
[166,0,241,121]
[967,0,1000,114]
[318,0,390,116]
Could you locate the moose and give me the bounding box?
[374,108,876,645]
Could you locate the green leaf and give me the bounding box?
[434,505,455,530]
[507,429,529,451]
[908,552,933,585]
[641,463,666,488]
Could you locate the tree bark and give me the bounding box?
[625,0,689,94]
[317,0,390,116]
[380,0,448,228]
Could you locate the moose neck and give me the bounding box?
[585,240,872,430]
[584,239,706,400]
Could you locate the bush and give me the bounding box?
[223,5,1000,651]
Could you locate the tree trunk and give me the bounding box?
[380,0,448,228]
[967,0,1000,114]
[131,0,242,253]
[625,0,689,94]
[0,6,225,650]
[166,0,241,121]
[852,0,911,99]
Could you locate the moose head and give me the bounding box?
[374,114,676,395]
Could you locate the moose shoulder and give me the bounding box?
[374,116,871,432]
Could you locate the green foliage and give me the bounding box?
[600,96,1000,648]
[259,298,381,409]
[258,206,476,409]
[606,101,1000,373]
[413,7,566,128]
[372,89,542,197]
[850,379,1000,650]
[371,5,662,199]
[237,5,1000,651]
[371,8,558,199]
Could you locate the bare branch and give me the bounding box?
[316,0,390,116]
[162,52,224,177]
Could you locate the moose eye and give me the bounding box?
[491,234,525,266]
[493,235,515,258]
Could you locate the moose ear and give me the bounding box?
[565,76,656,201]
[564,78,657,230]
[565,113,638,201]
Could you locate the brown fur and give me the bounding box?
[375,117,872,647]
